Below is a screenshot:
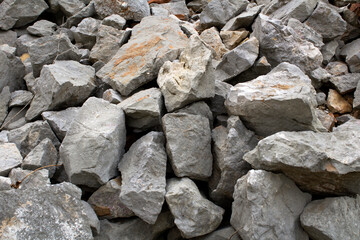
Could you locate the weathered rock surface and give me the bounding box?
[199,27,228,60]
[162,113,212,180]
[63,0,96,28]
[118,88,163,130]
[287,18,324,49]
[0,143,22,176]
[232,56,272,84]
[175,101,213,127]
[0,86,11,126]
[48,0,85,17]
[165,177,224,238]
[220,29,249,50]
[0,30,17,46]
[225,62,325,136]
[118,132,167,224]
[27,20,57,37]
[231,170,311,240]
[321,40,338,65]
[1,107,27,131]
[210,81,232,116]
[9,90,33,108]
[88,177,134,219]
[327,89,352,114]
[60,97,126,188]
[209,116,257,205]
[72,17,100,49]
[243,125,360,195]
[222,5,262,31]
[195,226,241,240]
[354,80,360,110]
[102,14,126,30]
[0,176,11,191]
[157,35,214,112]
[0,50,26,92]
[329,73,360,94]
[326,61,349,76]
[300,195,360,240]
[94,0,150,21]
[97,16,188,96]
[150,0,189,20]
[25,60,95,121]
[269,0,318,23]
[0,182,94,239]
[9,167,50,190]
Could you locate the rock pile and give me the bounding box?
[0,0,359,239]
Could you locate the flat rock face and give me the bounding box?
[72,17,100,49]
[329,73,360,94]
[157,35,214,112]
[96,16,188,96]
[94,0,150,21]
[253,14,322,74]
[327,89,352,114]
[354,80,360,110]
[118,132,167,224]
[162,113,212,180]
[222,5,262,31]
[0,183,94,239]
[26,60,96,121]
[0,143,22,176]
[225,62,325,137]
[0,86,11,126]
[200,27,228,60]
[195,226,241,240]
[243,125,360,195]
[9,90,33,108]
[27,20,57,37]
[0,50,26,92]
[60,97,126,188]
[231,170,311,240]
[165,177,224,238]
[287,18,324,49]
[0,0,49,30]
[300,195,360,240]
[269,0,318,23]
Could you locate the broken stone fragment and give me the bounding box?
[194,226,241,240]
[0,30,17,47]
[9,90,33,108]
[222,5,262,31]
[48,0,85,17]
[27,20,57,37]
[175,101,213,128]
[0,86,11,126]
[287,18,324,49]
[150,0,189,20]
[102,89,123,104]
[329,73,360,94]
[269,0,318,23]
[199,27,228,60]
[0,142,22,176]
[209,81,232,117]
[354,80,360,110]
[94,0,150,21]
[9,167,50,190]
[0,50,26,92]
[325,61,349,76]
[327,89,352,114]
[102,14,126,30]
[220,29,249,50]
[72,17,101,49]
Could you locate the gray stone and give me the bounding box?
[301,195,360,240]
[90,25,131,63]
[0,50,26,92]
[310,67,332,89]
[15,34,38,56]
[72,17,101,49]
[231,170,311,240]
[199,27,228,61]
[0,44,15,55]
[9,90,33,108]
[0,143,22,176]
[346,50,360,73]
[187,0,209,13]
[200,0,249,28]
[175,101,213,128]
[354,80,360,110]
[225,62,325,137]
[244,127,360,195]
[102,14,126,30]
[157,35,214,112]
[215,37,259,82]
[118,132,167,224]
[0,176,11,191]
[220,29,249,50]
[222,5,262,31]
[0,30,17,47]
[60,97,126,188]
[63,0,96,28]
[269,0,318,23]
[1,107,27,130]
[88,177,134,219]
[0,130,8,143]
[9,167,50,190]
[333,119,360,132]
[8,120,60,157]
[150,0,189,20]
[151,6,169,17]
[165,177,224,238]
[81,201,100,236]
[336,114,356,125]
[97,16,188,96]
[22,138,58,178]
[162,113,212,180]
[28,34,82,77]
[330,73,360,94]
[316,109,335,131]
[0,0,48,30]
[102,89,123,104]
[210,81,232,116]
[49,0,85,17]
[325,61,349,76]
[26,61,95,121]
[118,88,163,130]
[195,226,241,240]
[287,18,324,49]
[94,0,150,21]
[260,0,292,15]
[305,1,347,41]
[231,56,271,84]
[166,227,184,240]
[27,20,57,37]
[41,107,79,141]
[0,86,10,126]
[340,38,360,60]
[321,40,339,65]
[95,212,174,240]
[0,182,94,239]
[316,92,327,106]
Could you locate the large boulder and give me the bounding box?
[157,35,214,112]
[231,170,311,240]
[225,62,325,137]
[25,61,96,121]
[94,0,150,21]
[118,132,167,224]
[60,97,126,188]
[96,16,188,96]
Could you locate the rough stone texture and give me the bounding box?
[118,132,167,224]
[253,14,323,74]
[0,143,22,176]
[162,113,212,180]
[232,56,272,84]
[22,138,58,178]
[222,5,262,31]
[225,62,325,137]
[1,107,27,131]
[41,107,79,141]
[0,50,26,92]
[166,177,224,238]
[0,176,11,191]
[327,89,352,114]
[7,120,60,157]
[345,49,360,73]
[316,109,335,131]
[90,25,130,63]
[325,61,349,76]
[72,17,101,49]
[0,86,10,126]
[269,0,318,23]
[15,34,38,56]
[354,80,360,110]
[150,0,189,20]
[209,116,258,205]
[157,35,214,112]
[60,97,126,188]
[195,226,241,240]
[118,88,163,130]
[102,14,126,30]
[199,27,228,61]
[9,167,50,190]
[97,16,188,96]
[28,34,82,77]
[88,177,134,219]
[243,126,360,195]
[102,89,123,104]
[9,90,33,108]
[48,0,85,17]
[0,30,17,47]
[200,0,249,28]
[94,0,150,21]
[0,183,94,239]
[231,170,311,240]
[81,201,100,236]
[175,101,213,128]
[329,73,360,94]
[215,37,259,82]
[305,1,347,41]
[63,0,96,28]
[220,29,249,50]
[300,195,360,240]
[321,40,339,65]
[210,81,232,116]
[25,61,96,121]
[0,0,48,30]
[287,18,324,49]
[0,130,8,143]
[94,212,174,240]
[310,67,332,89]
[27,20,57,37]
